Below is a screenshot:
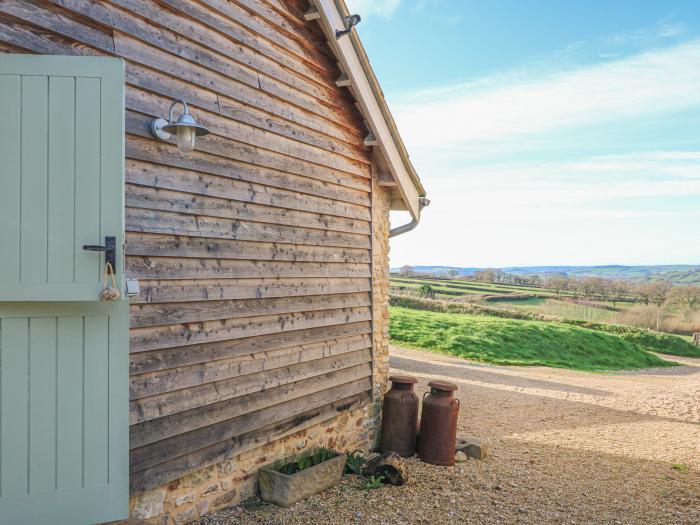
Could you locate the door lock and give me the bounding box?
[83,236,116,271]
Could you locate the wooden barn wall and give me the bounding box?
[0,0,375,492]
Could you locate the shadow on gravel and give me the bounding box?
[391,355,614,397]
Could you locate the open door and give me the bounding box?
[0,55,128,524]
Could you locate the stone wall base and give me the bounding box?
[116,402,380,525]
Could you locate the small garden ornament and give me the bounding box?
[100,263,121,301]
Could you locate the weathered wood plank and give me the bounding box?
[124,58,365,154]
[125,158,370,221]
[0,1,115,53]
[125,207,371,249]
[130,342,370,401]
[0,12,107,57]
[154,0,336,88]
[125,184,370,236]
[130,345,371,417]
[131,342,371,414]
[44,0,359,130]
[109,0,353,111]
[125,233,371,264]
[130,362,371,446]
[112,30,361,135]
[0,38,31,53]
[129,391,370,492]
[130,292,371,328]
[125,86,370,176]
[129,377,370,472]
[125,132,369,206]
[130,277,372,304]
[200,0,336,75]
[129,322,371,374]
[222,0,330,65]
[129,306,372,352]
[126,111,370,195]
[123,59,367,158]
[126,255,370,280]
[130,338,371,411]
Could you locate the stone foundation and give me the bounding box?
[120,403,377,524]
[115,184,393,525]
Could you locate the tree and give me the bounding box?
[578,277,599,300]
[649,281,672,307]
[647,281,672,331]
[528,275,543,287]
[609,280,628,307]
[474,268,496,283]
[399,265,414,277]
[447,269,459,279]
[667,285,700,320]
[635,284,652,306]
[418,283,435,299]
[544,276,569,298]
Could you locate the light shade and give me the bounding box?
[150,99,209,153]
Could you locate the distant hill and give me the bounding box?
[390,265,700,284]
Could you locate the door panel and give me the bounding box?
[0,55,124,301]
[0,55,128,525]
[0,303,129,524]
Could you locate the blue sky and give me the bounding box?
[346,0,700,267]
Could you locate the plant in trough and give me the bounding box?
[344,450,367,476]
[271,448,338,475]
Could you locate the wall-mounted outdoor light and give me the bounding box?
[335,14,361,39]
[150,99,209,153]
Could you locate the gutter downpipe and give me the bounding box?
[389,197,430,238]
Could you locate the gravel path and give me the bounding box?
[199,346,700,524]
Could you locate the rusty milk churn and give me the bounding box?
[380,375,419,457]
[417,380,459,466]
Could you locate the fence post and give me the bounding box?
[693,333,699,346]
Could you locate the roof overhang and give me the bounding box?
[309,0,426,220]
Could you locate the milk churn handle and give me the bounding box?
[451,398,461,409]
[423,391,430,401]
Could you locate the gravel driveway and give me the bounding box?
[200,346,700,524]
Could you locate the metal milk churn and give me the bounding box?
[417,380,460,465]
[380,375,419,457]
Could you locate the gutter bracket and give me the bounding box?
[389,197,430,238]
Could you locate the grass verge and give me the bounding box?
[390,295,700,358]
[389,306,675,371]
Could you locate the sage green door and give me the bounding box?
[0,55,128,524]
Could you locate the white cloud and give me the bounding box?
[345,0,401,18]
[392,39,700,151]
[389,150,700,267]
[657,19,685,38]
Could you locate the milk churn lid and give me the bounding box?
[428,380,458,392]
[389,374,417,385]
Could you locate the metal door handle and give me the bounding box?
[83,236,116,271]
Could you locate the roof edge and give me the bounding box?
[312,0,426,219]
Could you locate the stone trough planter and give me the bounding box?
[259,453,347,507]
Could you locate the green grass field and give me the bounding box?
[391,295,700,358]
[389,307,674,371]
[495,297,618,323]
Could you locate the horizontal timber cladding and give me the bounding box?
[125,234,371,264]
[129,322,372,374]
[131,278,372,304]
[0,0,378,492]
[130,362,373,446]
[130,377,372,473]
